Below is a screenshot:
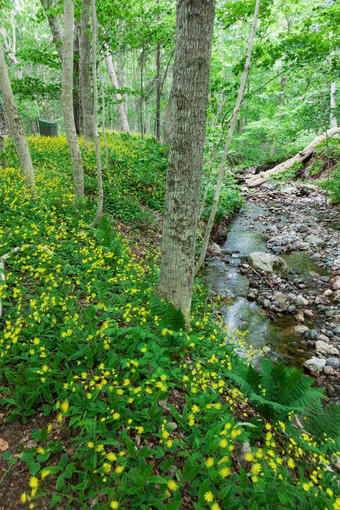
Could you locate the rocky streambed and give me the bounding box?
[205,184,340,401]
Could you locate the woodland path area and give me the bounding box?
[208,181,340,401]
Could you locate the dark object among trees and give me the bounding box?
[39,119,58,137]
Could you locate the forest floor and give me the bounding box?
[0,134,339,510]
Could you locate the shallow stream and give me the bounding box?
[204,203,328,366]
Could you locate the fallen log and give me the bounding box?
[245,127,340,188]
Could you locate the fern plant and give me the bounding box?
[149,293,186,332]
[227,358,325,422]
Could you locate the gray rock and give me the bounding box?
[326,357,340,369]
[303,358,326,375]
[333,290,340,302]
[209,243,223,257]
[305,234,325,247]
[334,325,340,335]
[291,325,309,336]
[330,275,340,290]
[323,365,334,375]
[248,252,288,276]
[296,294,309,306]
[323,289,333,297]
[275,292,287,303]
[315,340,332,355]
[305,329,319,341]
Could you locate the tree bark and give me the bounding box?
[155,40,162,141]
[62,0,84,199]
[0,43,35,189]
[330,81,337,128]
[80,0,94,143]
[195,0,261,276]
[90,0,103,227]
[156,0,215,323]
[245,127,340,187]
[162,91,172,145]
[99,59,109,170]
[73,24,82,136]
[39,0,63,61]
[104,47,130,132]
[0,135,6,167]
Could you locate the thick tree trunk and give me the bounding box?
[245,127,340,187]
[80,0,94,143]
[330,81,337,128]
[104,47,130,132]
[0,43,35,189]
[90,0,103,227]
[195,0,261,276]
[62,0,84,199]
[155,0,215,322]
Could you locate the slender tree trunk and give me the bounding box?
[330,81,337,128]
[62,0,84,199]
[0,135,6,167]
[195,0,261,276]
[73,24,82,136]
[140,45,144,138]
[155,41,162,141]
[104,47,130,132]
[156,0,215,323]
[162,92,172,145]
[80,0,94,143]
[99,59,109,170]
[0,43,35,189]
[40,0,63,61]
[91,0,103,227]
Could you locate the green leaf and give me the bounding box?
[240,466,250,489]
[29,461,41,475]
[149,475,167,484]
[198,478,211,506]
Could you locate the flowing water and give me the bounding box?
[204,203,328,366]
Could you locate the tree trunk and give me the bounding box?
[73,24,82,136]
[245,127,340,187]
[140,45,144,138]
[155,0,215,323]
[104,47,130,132]
[0,135,6,167]
[155,40,162,141]
[40,0,63,61]
[62,0,84,199]
[162,92,172,145]
[90,0,103,227]
[0,43,35,190]
[330,81,337,128]
[80,0,94,143]
[195,0,261,276]
[99,59,109,170]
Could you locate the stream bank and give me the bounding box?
[206,183,340,401]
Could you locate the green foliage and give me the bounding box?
[227,358,325,421]
[319,170,340,203]
[201,173,243,221]
[149,293,186,332]
[0,133,338,509]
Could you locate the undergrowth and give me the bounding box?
[0,135,339,510]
